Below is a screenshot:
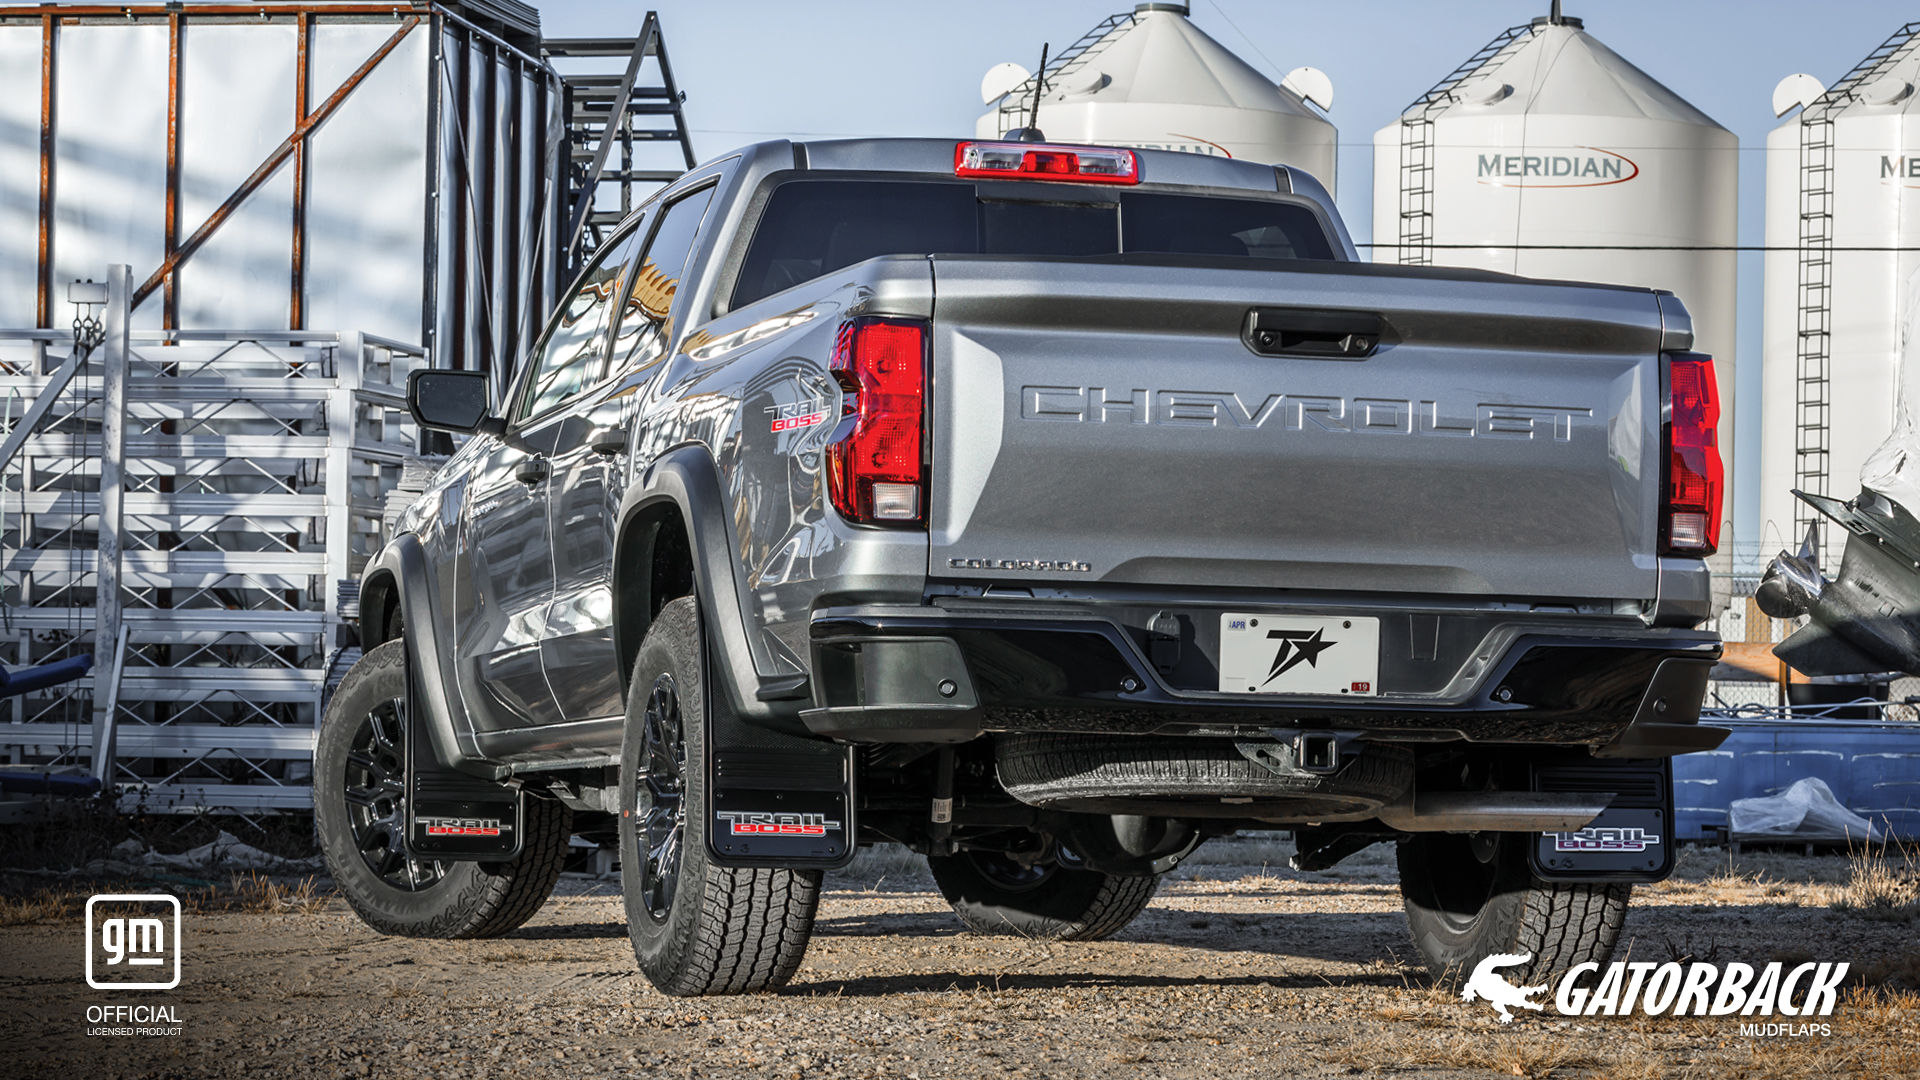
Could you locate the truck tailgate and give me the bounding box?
[926,257,1666,600]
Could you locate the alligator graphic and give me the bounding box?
[1462,952,1549,1023]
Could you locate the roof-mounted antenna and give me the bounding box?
[1550,0,1562,22]
[1005,43,1050,142]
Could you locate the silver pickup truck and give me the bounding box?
[316,137,1727,996]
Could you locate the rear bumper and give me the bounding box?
[802,605,1725,755]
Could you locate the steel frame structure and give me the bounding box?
[0,274,421,817]
[0,4,696,818]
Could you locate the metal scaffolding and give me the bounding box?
[0,267,421,818]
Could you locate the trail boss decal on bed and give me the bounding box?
[1465,952,1848,1030]
[715,811,842,837]
[765,400,829,433]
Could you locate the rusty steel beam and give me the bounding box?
[5,3,426,16]
[290,11,310,330]
[162,12,181,329]
[35,15,53,329]
[132,15,421,313]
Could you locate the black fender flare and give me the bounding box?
[615,444,808,728]
[360,534,506,780]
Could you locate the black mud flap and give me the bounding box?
[1528,758,1673,883]
[405,678,522,860]
[706,696,855,870]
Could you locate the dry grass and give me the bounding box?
[222,871,328,915]
[0,873,329,925]
[0,887,90,926]
[1823,838,1920,922]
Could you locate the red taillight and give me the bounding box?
[1662,353,1723,555]
[827,317,927,526]
[953,140,1140,184]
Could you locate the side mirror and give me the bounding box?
[407,369,497,434]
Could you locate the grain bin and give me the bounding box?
[1759,24,1920,561]
[976,3,1337,192]
[1371,7,1738,591]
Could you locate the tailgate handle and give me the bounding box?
[1244,308,1384,360]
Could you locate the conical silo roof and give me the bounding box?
[1427,20,1724,129]
[1038,5,1321,118]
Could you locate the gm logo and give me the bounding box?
[86,894,181,990]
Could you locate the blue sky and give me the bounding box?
[541,0,1914,555]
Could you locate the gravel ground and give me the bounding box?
[2,840,1918,1079]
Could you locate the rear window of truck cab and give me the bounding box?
[730,179,1337,309]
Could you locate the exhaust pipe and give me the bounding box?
[1377,791,1611,833]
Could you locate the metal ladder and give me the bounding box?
[1395,23,1535,266]
[1794,23,1920,555]
[544,13,696,278]
[992,10,1137,135]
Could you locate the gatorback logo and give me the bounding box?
[419,816,511,837]
[1549,826,1660,853]
[1475,148,1640,188]
[1463,952,1847,1028]
[716,811,842,837]
[1020,387,1589,443]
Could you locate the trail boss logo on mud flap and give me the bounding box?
[715,811,842,837]
[1547,826,1659,852]
[1462,952,1848,1032]
[418,816,511,837]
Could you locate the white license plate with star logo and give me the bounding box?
[1218,614,1380,696]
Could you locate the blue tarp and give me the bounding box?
[1673,718,1920,841]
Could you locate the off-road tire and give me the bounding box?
[1398,831,1631,985]
[928,852,1159,940]
[996,734,1412,818]
[316,640,572,938]
[619,597,822,995]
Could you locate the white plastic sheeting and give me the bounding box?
[51,24,171,331]
[1728,776,1880,842]
[176,22,297,331]
[0,27,41,328]
[303,22,429,346]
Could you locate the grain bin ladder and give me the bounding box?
[1395,23,1534,266]
[1793,22,1920,558]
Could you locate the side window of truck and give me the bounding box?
[516,222,647,422]
[611,186,716,370]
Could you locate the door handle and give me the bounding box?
[589,426,629,457]
[515,456,549,485]
[1244,308,1386,359]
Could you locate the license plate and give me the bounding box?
[1218,614,1380,696]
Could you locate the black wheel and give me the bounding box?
[927,849,1159,941]
[1397,831,1630,985]
[315,640,572,938]
[618,597,821,995]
